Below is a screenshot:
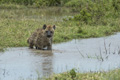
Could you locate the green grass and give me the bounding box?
[45,69,120,80]
[0,4,120,51]
[0,19,119,48]
[0,3,26,9]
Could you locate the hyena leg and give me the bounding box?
[37,47,42,50]
[35,45,38,49]
[29,43,34,49]
[37,46,43,50]
[35,46,38,49]
[47,45,52,50]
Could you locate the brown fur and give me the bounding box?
[27,24,56,50]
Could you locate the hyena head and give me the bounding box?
[43,24,56,38]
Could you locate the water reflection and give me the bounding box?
[32,50,53,77]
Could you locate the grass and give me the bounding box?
[0,3,26,9]
[27,69,120,80]
[44,69,120,80]
[0,4,120,51]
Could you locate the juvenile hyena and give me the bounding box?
[27,24,56,50]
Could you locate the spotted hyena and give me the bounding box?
[27,24,56,50]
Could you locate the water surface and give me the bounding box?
[0,33,120,80]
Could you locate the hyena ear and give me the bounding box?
[43,24,47,30]
[53,25,56,30]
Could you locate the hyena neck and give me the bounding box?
[48,38,52,45]
[45,37,52,44]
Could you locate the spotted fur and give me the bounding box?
[27,24,56,50]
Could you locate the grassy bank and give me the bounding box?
[0,4,120,51]
[45,69,120,80]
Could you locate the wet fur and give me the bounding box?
[27,25,55,50]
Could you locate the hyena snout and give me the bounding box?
[46,31,53,38]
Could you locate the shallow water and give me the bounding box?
[0,33,120,80]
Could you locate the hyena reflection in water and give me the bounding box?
[27,24,56,50]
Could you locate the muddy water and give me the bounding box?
[0,33,120,80]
